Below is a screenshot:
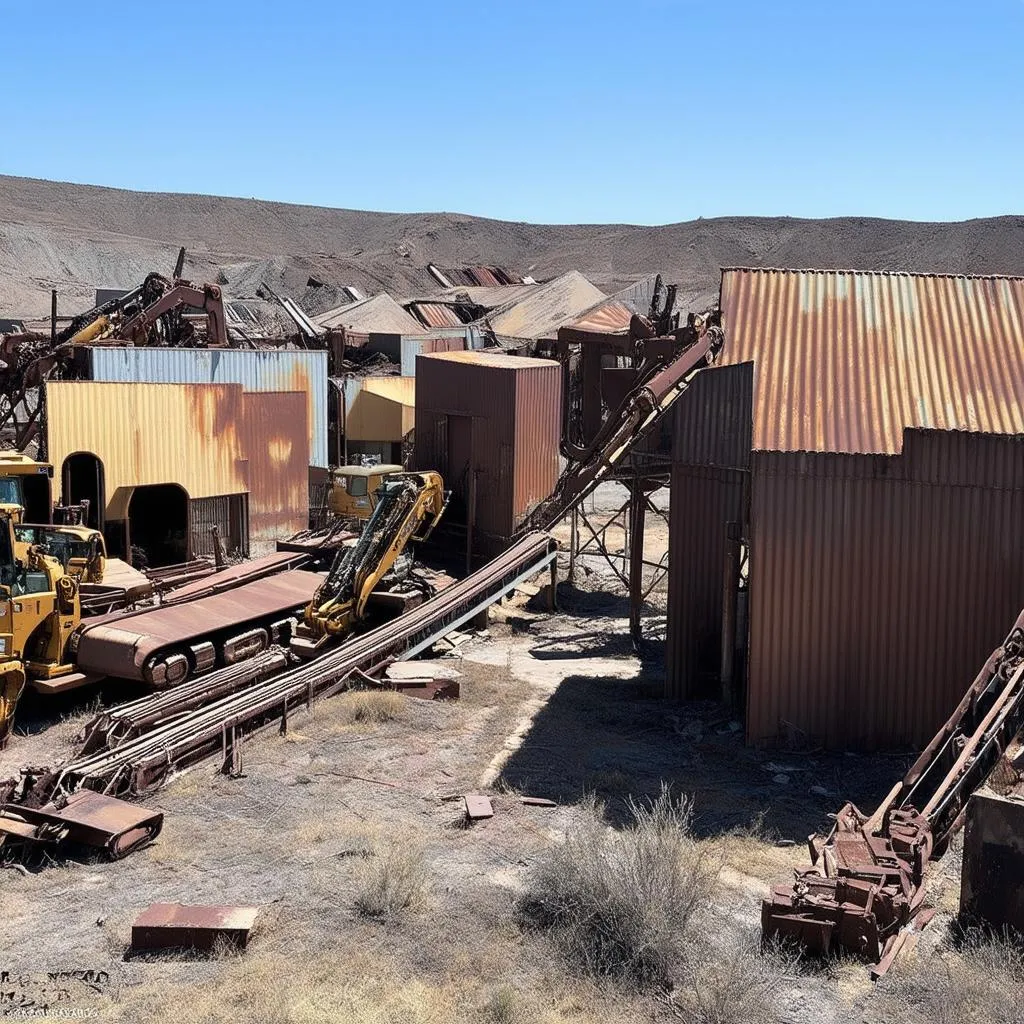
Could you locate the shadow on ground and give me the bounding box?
[497,671,913,839]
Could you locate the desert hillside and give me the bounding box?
[3,174,1024,317]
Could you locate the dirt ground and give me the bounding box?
[0,569,969,1023]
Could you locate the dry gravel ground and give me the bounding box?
[0,585,996,1023]
[4,173,1024,317]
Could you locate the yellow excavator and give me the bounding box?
[0,510,82,746]
[292,471,447,657]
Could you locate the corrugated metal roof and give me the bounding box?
[418,350,555,371]
[565,298,634,334]
[406,302,468,329]
[86,347,328,466]
[316,293,424,335]
[487,271,606,340]
[719,268,1024,455]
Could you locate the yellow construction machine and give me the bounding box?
[293,470,446,656]
[0,510,82,746]
[327,464,406,522]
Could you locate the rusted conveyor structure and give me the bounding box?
[763,610,1024,969]
[53,533,558,798]
[520,312,723,536]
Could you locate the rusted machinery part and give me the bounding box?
[72,569,321,683]
[521,324,722,535]
[54,533,558,799]
[762,611,1024,967]
[0,790,162,860]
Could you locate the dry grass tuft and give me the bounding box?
[480,985,534,1024]
[866,930,1024,1024]
[338,689,406,725]
[674,934,799,1024]
[517,784,719,990]
[354,839,428,919]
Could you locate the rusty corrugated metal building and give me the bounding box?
[413,350,561,558]
[669,268,1024,750]
[47,381,309,563]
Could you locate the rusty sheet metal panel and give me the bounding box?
[513,361,562,529]
[47,381,249,503]
[666,465,748,700]
[87,347,328,466]
[673,362,754,470]
[414,351,560,542]
[718,268,1024,455]
[400,328,482,376]
[408,302,466,330]
[565,298,634,335]
[242,390,309,554]
[746,433,1024,750]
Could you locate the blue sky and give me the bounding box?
[2,1,1021,224]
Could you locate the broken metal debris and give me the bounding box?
[464,794,494,821]
[0,791,162,860]
[763,611,1024,969]
[131,904,259,954]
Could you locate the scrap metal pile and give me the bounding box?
[763,609,1024,971]
[0,253,235,451]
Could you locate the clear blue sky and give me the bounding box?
[2,0,1021,224]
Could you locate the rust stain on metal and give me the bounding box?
[131,904,259,953]
[718,268,1024,455]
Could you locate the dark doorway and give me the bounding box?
[61,453,105,530]
[127,484,189,568]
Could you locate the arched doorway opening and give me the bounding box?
[127,484,189,568]
[61,452,105,530]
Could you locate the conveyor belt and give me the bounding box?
[55,532,558,797]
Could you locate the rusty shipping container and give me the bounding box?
[413,350,562,553]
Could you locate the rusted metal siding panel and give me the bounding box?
[513,362,562,529]
[47,381,249,506]
[414,351,559,542]
[746,434,1024,750]
[719,268,1024,455]
[87,347,328,466]
[242,391,309,555]
[666,465,748,700]
[673,362,754,469]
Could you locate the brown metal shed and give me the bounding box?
[413,350,561,556]
[668,268,1024,750]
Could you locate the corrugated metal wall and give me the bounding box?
[242,390,309,553]
[666,465,748,699]
[674,363,754,469]
[87,348,329,466]
[747,432,1024,750]
[46,381,309,558]
[414,351,561,545]
[47,381,249,501]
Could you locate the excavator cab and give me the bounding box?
[327,464,405,522]
[14,524,107,584]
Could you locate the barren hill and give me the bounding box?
[3,174,1024,319]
